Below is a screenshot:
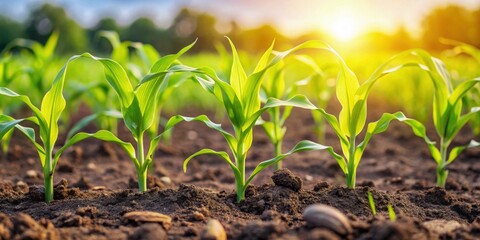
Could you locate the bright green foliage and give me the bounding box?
[367,191,377,216]
[69,41,196,193]
[258,61,305,170]
[442,39,480,136]
[294,55,335,143]
[0,54,99,202]
[168,39,340,202]
[314,50,426,189]
[0,54,24,159]
[0,32,60,160]
[2,31,59,103]
[391,49,480,187]
[99,31,187,144]
[388,204,396,222]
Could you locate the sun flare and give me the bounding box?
[325,12,361,42]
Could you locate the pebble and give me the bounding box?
[192,211,206,221]
[160,176,171,184]
[302,204,352,236]
[200,219,226,240]
[87,162,96,170]
[123,211,172,230]
[422,219,463,236]
[27,158,35,165]
[25,170,38,178]
[187,130,198,140]
[305,175,313,181]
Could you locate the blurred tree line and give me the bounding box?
[0,3,479,55]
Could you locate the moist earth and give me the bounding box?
[0,108,479,239]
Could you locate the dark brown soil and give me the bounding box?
[0,108,479,239]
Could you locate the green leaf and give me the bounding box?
[227,37,248,99]
[449,79,480,106]
[124,96,143,138]
[183,148,240,180]
[243,95,317,135]
[0,115,46,165]
[44,31,59,59]
[445,107,480,143]
[447,140,480,164]
[0,115,23,139]
[150,39,196,72]
[40,55,72,147]
[66,110,122,140]
[163,115,237,155]
[79,53,134,108]
[245,140,344,188]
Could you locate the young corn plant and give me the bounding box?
[0,55,127,203]
[258,62,296,170]
[99,31,186,144]
[65,41,196,193]
[294,55,336,144]
[392,49,480,187]
[0,54,25,159]
[442,39,480,136]
[166,38,337,202]
[313,49,432,189]
[2,31,59,104]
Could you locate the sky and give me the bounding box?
[1,0,479,39]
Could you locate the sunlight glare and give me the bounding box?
[326,12,361,42]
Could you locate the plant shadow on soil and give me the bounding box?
[0,108,480,239]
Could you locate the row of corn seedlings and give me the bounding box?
[0,35,478,203]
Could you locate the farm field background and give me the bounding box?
[0,1,480,239]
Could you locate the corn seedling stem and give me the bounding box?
[44,147,54,203]
[437,138,449,187]
[274,141,282,170]
[137,133,147,192]
[346,137,357,188]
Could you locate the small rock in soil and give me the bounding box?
[200,219,226,240]
[261,209,279,221]
[128,223,168,240]
[271,168,302,192]
[87,162,96,170]
[422,219,463,236]
[25,170,38,178]
[14,181,29,193]
[160,176,172,184]
[192,211,206,221]
[302,204,352,237]
[123,211,172,230]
